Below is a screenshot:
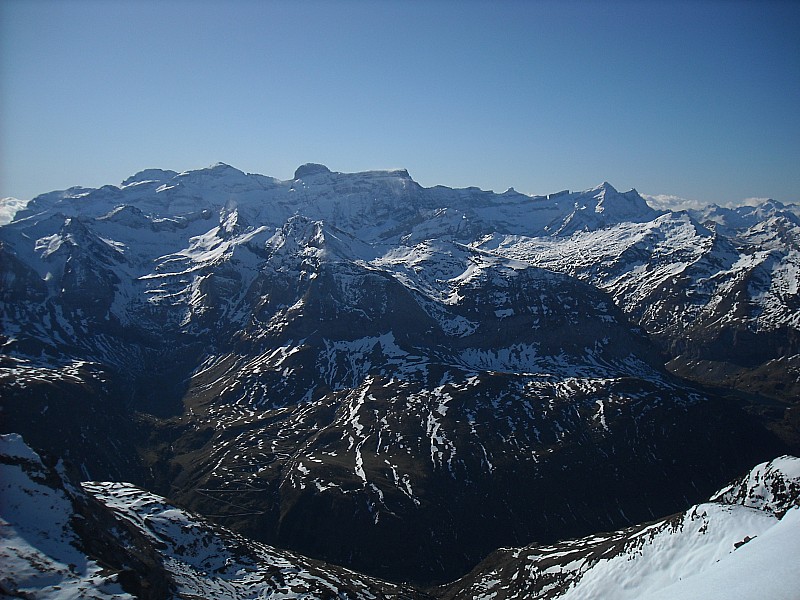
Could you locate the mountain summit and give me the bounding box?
[293,162,332,179]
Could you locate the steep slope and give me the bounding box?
[439,456,800,600]
[478,211,799,362]
[1,433,170,598]
[0,433,431,599]
[82,481,430,599]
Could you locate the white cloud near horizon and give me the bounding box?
[0,197,29,226]
[641,193,707,212]
[641,193,781,212]
[741,197,774,206]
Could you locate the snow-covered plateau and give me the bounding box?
[1,163,798,592]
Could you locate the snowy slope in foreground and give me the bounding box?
[81,482,428,600]
[559,505,800,600]
[441,456,800,600]
[0,433,135,599]
[0,433,429,600]
[638,508,800,600]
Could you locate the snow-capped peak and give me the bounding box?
[711,455,800,517]
[592,181,619,195]
[547,183,660,235]
[179,162,248,179]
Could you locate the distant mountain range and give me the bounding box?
[1,164,798,593]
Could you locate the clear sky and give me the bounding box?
[1,0,799,206]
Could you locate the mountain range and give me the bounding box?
[1,163,798,594]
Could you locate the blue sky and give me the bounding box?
[1,0,798,206]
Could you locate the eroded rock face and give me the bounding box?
[294,162,332,179]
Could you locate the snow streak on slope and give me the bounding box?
[477,210,800,336]
[475,208,800,404]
